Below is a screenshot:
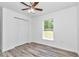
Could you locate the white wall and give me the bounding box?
[0,7,2,51]
[2,8,31,52]
[32,6,77,53]
[77,4,79,55]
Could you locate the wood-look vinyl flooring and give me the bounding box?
[0,42,78,57]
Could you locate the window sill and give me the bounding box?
[43,38,54,41]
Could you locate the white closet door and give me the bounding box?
[3,18,28,50]
[16,20,28,46]
[3,18,18,51]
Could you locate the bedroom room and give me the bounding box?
[0,2,78,57]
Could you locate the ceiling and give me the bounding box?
[0,2,77,17]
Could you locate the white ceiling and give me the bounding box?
[0,2,77,17]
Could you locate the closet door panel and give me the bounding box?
[3,18,18,51]
[16,20,28,46]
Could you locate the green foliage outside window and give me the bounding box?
[44,19,53,31]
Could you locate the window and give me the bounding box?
[42,19,54,40]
